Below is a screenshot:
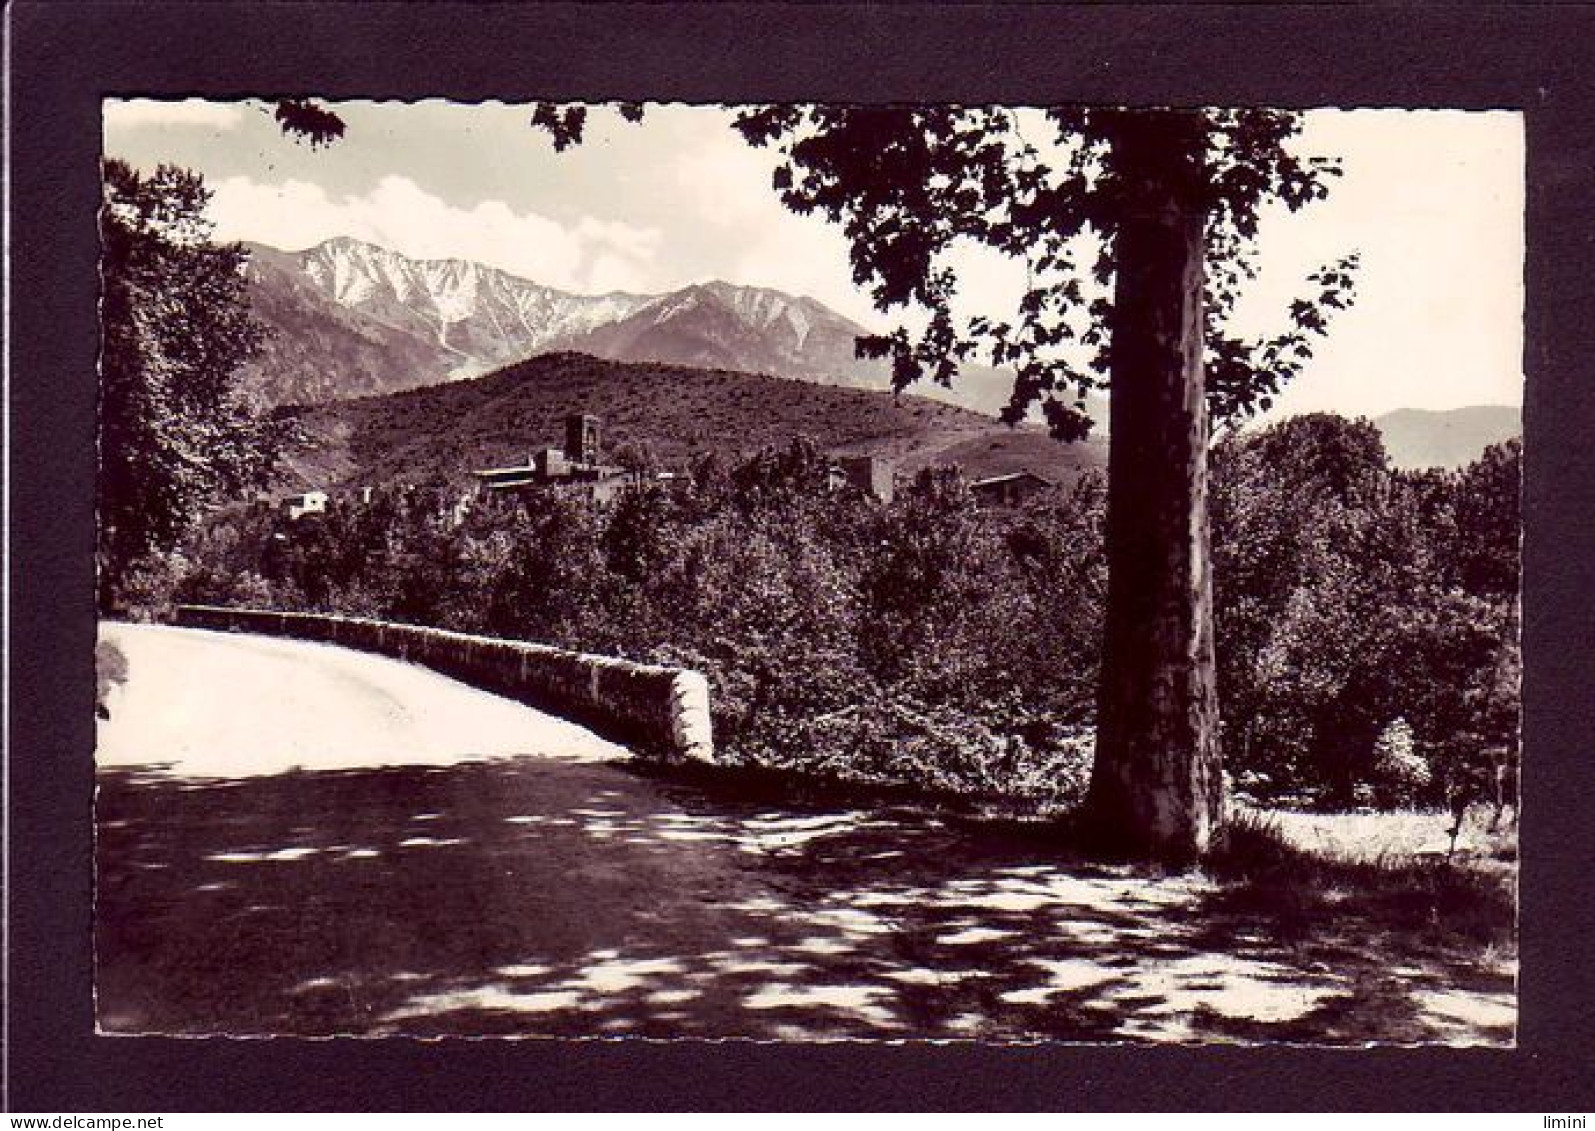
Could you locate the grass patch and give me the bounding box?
[1259,805,1517,864]
[1204,808,1517,950]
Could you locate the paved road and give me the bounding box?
[98,622,627,776]
[95,623,1517,1045]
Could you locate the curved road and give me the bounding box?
[98,622,627,777]
[94,623,1516,1045]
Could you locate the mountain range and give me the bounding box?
[1371,405,1522,470]
[242,237,1519,476]
[243,236,1021,414]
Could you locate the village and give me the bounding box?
[278,411,1059,521]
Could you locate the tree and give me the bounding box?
[1211,415,1425,804]
[1369,716,1430,808]
[274,99,1356,860]
[1441,439,1522,825]
[719,105,1355,859]
[1208,413,1523,814]
[1449,438,1522,601]
[98,159,279,611]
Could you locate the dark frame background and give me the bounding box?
[8,1,1594,1112]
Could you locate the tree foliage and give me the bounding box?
[272,98,347,148]
[1448,438,1522,600]
[1212,415,1521,809]
[99,159,280,611]
[171,421,1517,815]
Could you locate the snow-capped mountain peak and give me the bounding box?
[241,236,904,408]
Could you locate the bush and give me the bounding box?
[1369,716,1431,807]
[730,693,1091,807]
[95,637,129,718]
[109,550,190,621]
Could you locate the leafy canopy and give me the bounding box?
[728,106,1357,438]
[536,103,1357,440]
[99,159,279,603]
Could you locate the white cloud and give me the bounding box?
[673,129,783,226]
[206,174,661,294]
[103,98,245,131]
[206,178,346,250]
[583,252,649,296]
[724,216,872,325]
[573,217,662,269]
[663,125,882,322]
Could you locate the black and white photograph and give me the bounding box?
[91,96,1523,1046]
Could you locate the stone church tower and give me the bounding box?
[565,413,601,465]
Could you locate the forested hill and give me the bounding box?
[1372,405,1522,470]
[273,351,1110,491]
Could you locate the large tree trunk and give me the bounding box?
[1085,110,1224,862]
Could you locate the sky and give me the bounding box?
[103,99,1525,419]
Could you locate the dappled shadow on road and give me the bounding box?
[96,758,1514,1044]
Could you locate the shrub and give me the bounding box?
[732,693,1090,807]
[1370,716,1431,807]
[95,637,129,718]
[110,550,190,621]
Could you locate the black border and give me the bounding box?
[9,2,1595,1112]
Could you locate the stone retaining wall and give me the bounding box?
[173,605,713,762]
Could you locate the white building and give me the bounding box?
[281,490,330,520]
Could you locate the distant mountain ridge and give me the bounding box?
[297,237,651,357]
[243,238,1513,471]
[243,238,653,404]
[1372,405,1521,470]
[240,236,1047,418]
[569,278,881,386]
[243,237,882,406]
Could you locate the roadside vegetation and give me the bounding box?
[119,418,1520,835]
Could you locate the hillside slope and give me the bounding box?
[274,352,1107,492]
